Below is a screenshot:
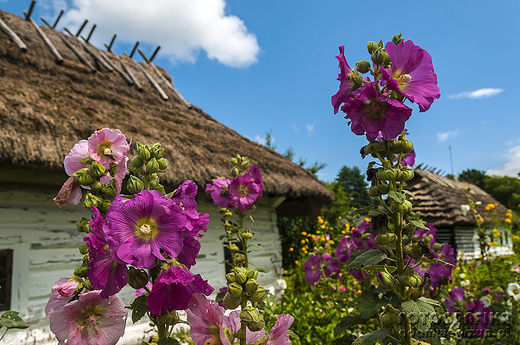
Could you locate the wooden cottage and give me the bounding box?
[0,9,333,343]
[405,168,511,259]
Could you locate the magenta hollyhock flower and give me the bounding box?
[445,287,467,313]
[335,237,354,264]
[331,45,357,114]
[341,82,413,141]
[304,255,323,284]
[267,314,294,345]
[412,243,455,288]
[45,277,79,319]
[399,149,415,167]
[380,40,440,112]
[321,253,340,278]
[206,178,233,209]
[186,293,228,345]
[88,128,130,168]
[48,290,127,345]
[104,190,187,269]
[53,176,82,207]
[146,264,213,317]
[414,223,437,242]
[135,281,153,297]
[466,299,492,337]
[228,165,263,212]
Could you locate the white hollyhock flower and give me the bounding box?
[507,283,520,301]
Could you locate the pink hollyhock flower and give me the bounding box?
[304,255,323,284]
[48,290,127,345]
[64,140,89,176]
[228,165,263,212]
[45,277,79,319]
[399,149,415,167]
[267,314,294,345]
[88,128,130,168]
[104,190,187,269]
[53,176,82,207]
[341,82,413,141]
[206,178,233,209]
[146,265,213,317]
[331,46,357,114]
[380,40,440,112]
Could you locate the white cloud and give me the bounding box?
[291,124,298,133]
[254,134,268,146]
[48,0,259,68]
[437,130,458,142]
[487,145,520,177]
[449,88,503,100]
[306,123,314,133]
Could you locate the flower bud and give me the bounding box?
[157,311,179,325]
[247,320,265,332]
[74,265,89,277]
[245,279,259,293]
[154,148,164,159]
[223,292,241,309]
[432,242,443,251]
[367,41,379,54]
[367,185,380,197]
[377,184,389,195]
[404,242,423,259]
[90,161,106,177]
[79,243,89,255]
[83,193,102,209]
[131,156,143,168]
[231,167,239,177]
[246,270,258,280]
[77,217,90,233]
[392,33,403,46]
[99,199,111,213]
[240,306,261,325]
[83,279,92,290]
[371,49,385,66]
[228,282,243,298]
[127,267,149,289]
[355,59,371,74]
[146,158,159,174]
[231,158,238,166]
[409,287,424,300]
[374,234,391,246]
[74,168,95,186]
[379,304,399,327]
[158,158,168,170]
[250,287,268,302]
[101,183,116,197]
[226,272,237,284]
[399,273,423,287]
[237,271,248,285]
[127,175,144,194]
[347,72,364,87]
[378,271,399,291]
[90,180,102,192]
[242,231,253,239]
[140,147,151,161]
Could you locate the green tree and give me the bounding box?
[459,169,487,189]
[483,175,520,210]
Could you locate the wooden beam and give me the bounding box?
[52,10,64,29]
[104,34,116,52]
[85,24,96,43]
[24,12,63,64]
[97,50,133,84]
[79,35,113,72]
[129,41,139,58]
[75,19,88,37]
[24,1,36,21]
[120,54,142,91]
[0,18,27,52]
[150,45,160,62]
[60,28,96,72]
[133,60,168,101]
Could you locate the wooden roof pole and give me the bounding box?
[0,17,27,51]
[24,1,63,64]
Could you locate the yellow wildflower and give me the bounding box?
[316,231,320,234]
[496,232,502,237]
[513,236,520,241]
[301,239,306,245]
[295,260,299,264]
[479,254,483,258]
[289,247,294,252]
[357,290,362,294]
[505,218,512,224]
[338,216,342,220]
[345,224,350,231]
[365,217,371,222]
[318,217,324,224]
[329,240,334,245]
[456,267,461,271]
[301,231,307,236]
[493,228,499,233]
[283,270,288,274]
[341,230,346,234]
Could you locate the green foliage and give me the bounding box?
[0,311,29,341]
[458,169,487,189]
[277,217,316,272]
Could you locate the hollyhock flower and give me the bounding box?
[399,149,415,167]
[321,253,340,278]
[54,176,82,207]
[380,40,440,112]
[304,255,323,284]
[104,190,187,269]
[414,223,437,242]
[445,287,467,313]
[412,243,455,288]
[335,237,354,264]
[206,178,233,209]
[466,299,492,337]
[49,290,126,345]
[146,264,213,317]
[88,128,130,168]
[507,283,520,301]
[332,46,357,114]
[267,314,294,345]
[341,82,413,141]
[228,165,263,212]
[514,265,520,273]
[45,277,80,318]
[136,282,153,297]
[64,140,89,176]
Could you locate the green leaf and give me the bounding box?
[129,295,148,323]
[421,257,455,267]
[334,314,366,337]
[402,190,415,198]
[352,329,388,345]
[157,338,180,345]
[409,219,429,230]
[348,249,388,271]
[353,286,400,318]
[254,266,270,273]
[350,205,380,214]
[401,297,441,333]
[0,311,29,329]
[387,190,404,204]
[361,265,397,275]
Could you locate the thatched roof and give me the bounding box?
[0,9,334,203]
[405,168,508,228]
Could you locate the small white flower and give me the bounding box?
[473,235,480,240]
[461,204,471,216]
[507,283,520,301]
[460,280,470,287]
[476,201,482,205]
[459,273,466,279]
[480,295,492,307]
[275,279,287,290]
[378,293,384,299]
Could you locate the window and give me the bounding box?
[0,249,13,311]
[223,241,243,275]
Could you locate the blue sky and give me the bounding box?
[2,0,520,182]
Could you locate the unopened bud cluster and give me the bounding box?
[127,142,169,194]
[230,154,250,176]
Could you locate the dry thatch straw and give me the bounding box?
[0,9,334,204]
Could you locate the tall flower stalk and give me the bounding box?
[331,34,447,345]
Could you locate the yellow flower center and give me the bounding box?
[77,305,106,332]
[237,185,249,197]
[365,99,386,120]
[135,218,158,240]
[397,74,412,84]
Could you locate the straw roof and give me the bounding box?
[0,9,333,203]
[405,168,508,228]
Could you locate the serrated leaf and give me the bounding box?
[409,219,429,230]
[401,297,441,333]
[353,286,400,318]
[361,265,397,275]
[388,191,404,204]
[421,257,455,267]
[352,329,388,345]
[348,249,387,271]
[130,295,148,323]
[0,311,29,329]
[402,190,414,198]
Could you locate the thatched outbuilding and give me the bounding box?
[0,8,333,343]
[406,168,511,258]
